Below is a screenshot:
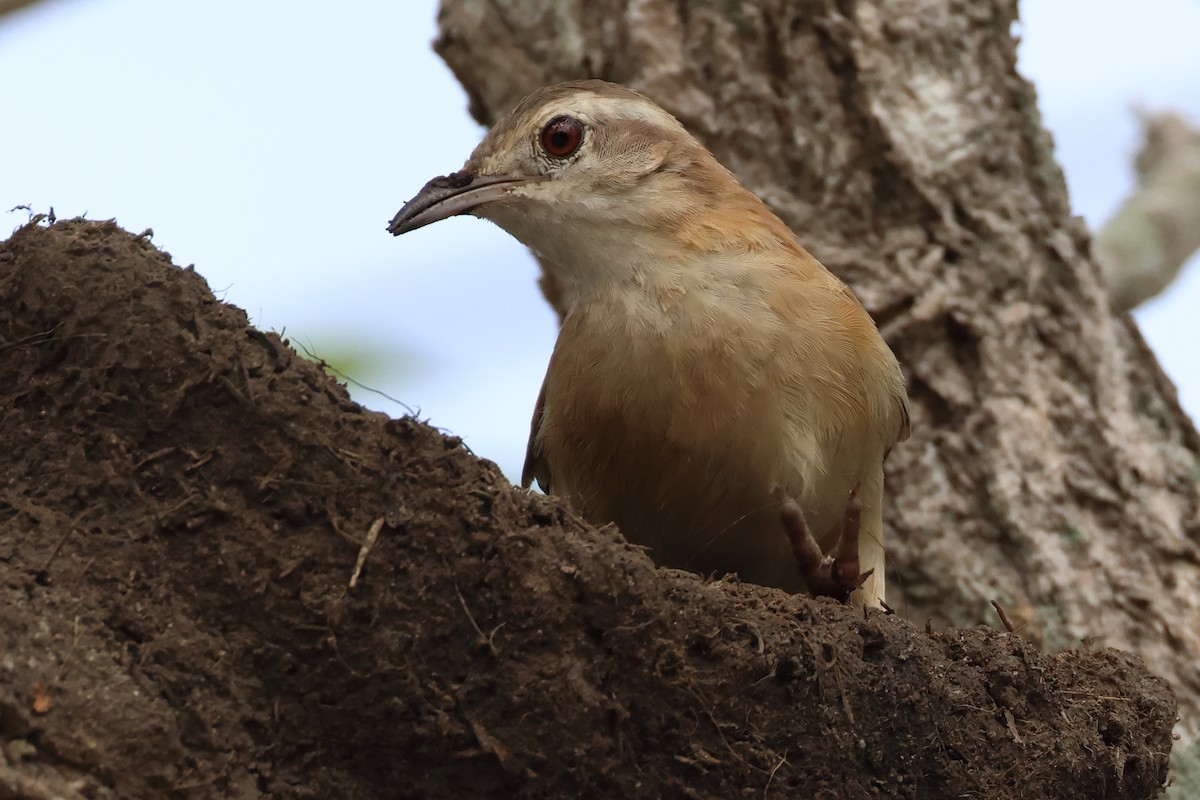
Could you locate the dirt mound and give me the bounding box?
[0,219,1175,799]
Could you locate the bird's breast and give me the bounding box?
[550,275,784,455]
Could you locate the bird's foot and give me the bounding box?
[778,486,871,603]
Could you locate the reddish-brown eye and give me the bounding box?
[539,115,584,158]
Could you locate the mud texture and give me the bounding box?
[0,220,1176,798]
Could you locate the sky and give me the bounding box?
[2,0,1198,480]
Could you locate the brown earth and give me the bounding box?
[0,218,1177,798]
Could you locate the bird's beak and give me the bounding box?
[387,171,530,236]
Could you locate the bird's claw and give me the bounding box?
[779,488,867,603]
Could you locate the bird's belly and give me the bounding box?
[540,369,854,592]
[544,408,789,587]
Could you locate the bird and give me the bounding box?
[388,80,909,607]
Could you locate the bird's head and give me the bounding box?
[388,80,692,235]
[389,80,802,300]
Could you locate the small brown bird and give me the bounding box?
[389,80,909,607]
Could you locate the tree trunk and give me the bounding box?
[433,0,1200,730]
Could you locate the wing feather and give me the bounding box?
[521,376,552,491]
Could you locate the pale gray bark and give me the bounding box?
[435,0,1200,732]
[1095,111,1200,312]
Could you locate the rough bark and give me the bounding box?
[433,0,1200,731]
[0,218,1176,798]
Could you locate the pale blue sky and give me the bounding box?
[3,0,1198,479]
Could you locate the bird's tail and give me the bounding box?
[851,464,887,608]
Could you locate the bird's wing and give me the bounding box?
[521,375,552,492]
[896,394,912,443]
[830,278,912,450]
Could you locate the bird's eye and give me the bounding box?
[539,116,584,159]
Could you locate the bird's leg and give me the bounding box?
[777,486,872,603]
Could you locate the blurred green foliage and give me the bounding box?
[1167,737,1200,799]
